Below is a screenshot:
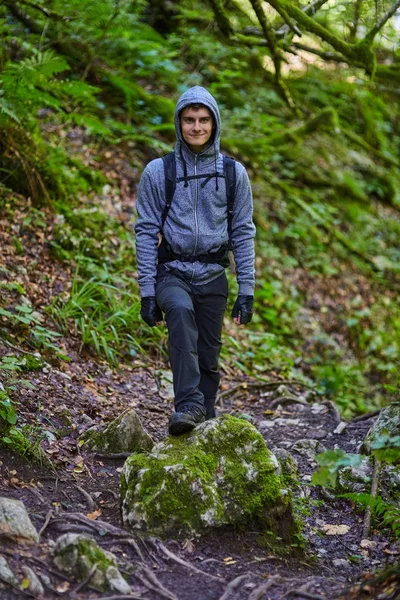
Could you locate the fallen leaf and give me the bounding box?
[321,524,350,535]
[383,548,399,555]
[20,579,30,590]
[360,539,376,549]
[86,509,102,520]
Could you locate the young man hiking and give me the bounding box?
[135,86,256,435]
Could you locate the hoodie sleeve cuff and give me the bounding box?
[238,283,255,297]
[140,285,156,298]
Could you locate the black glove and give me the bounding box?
[141,296,162,327]
[231,295,254,325]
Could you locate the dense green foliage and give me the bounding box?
[1,0,400,436]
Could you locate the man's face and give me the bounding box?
[180,106,213,153]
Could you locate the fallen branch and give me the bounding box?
[351,409,381,423]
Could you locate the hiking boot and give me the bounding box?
[168,404,205,436]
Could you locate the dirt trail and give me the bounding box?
[1,349,398,599]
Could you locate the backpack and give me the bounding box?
[158,151,236,267]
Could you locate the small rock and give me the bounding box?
[310,403,326,414]
[292,439,327,461]
[274,418,301,426]
[332,558,350,568]
[0,556,18,586]
[272,385,292,400]
[80,414,94,426]
[82,409,153,454]
[258,420,276,429]
[333,422,348,434]
[21,566,44,597]
[52,533,131,593]
[336,457,371,494]
[0,497,39,545]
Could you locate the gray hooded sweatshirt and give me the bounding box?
[135,86,256,298]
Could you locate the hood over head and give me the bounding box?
[174,86,221,157]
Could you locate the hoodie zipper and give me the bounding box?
[191,154,199,283]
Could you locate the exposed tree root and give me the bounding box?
[218,574,250,600]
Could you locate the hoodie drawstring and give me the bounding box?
[180,143,189,188]
[214,144,219,191]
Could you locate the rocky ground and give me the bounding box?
[1,346,399,599]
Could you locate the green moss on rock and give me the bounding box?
[121,415,300,541]
[52,533,131,593]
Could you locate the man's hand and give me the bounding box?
[141,296,162,327]
[231,295,254,325]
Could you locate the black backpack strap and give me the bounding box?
[161,152,176,227]
[223,155,236,248]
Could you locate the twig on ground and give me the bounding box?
[334,534,355,554]
[0,337,39,356]
[248,575,284,600]
[218,574,250,600]
[362,456,380,539]
[152,539,223,582]
[75,485,97,510]
[352,409,381,423]
[136,564,177,600]
[38,509,54,539]
[71,562,98,594]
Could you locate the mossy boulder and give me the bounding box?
[52,533,131,593]
[82,409,153,454]
[336,457,372,494]
[120,415,298,540]
[360,403,400,459]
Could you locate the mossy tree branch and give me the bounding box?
[274,0,376,75]
[208,0,234,37]
[248,0,298,112]
[364,0,400,42]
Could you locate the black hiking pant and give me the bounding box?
[156,269,228,419]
